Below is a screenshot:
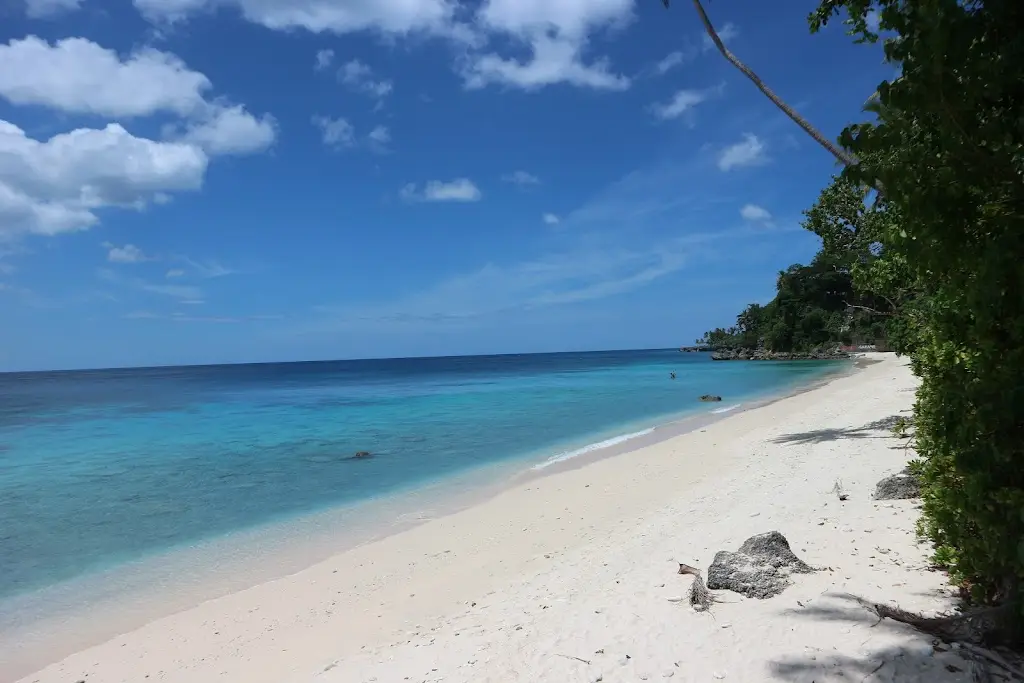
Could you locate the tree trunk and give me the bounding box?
[682,0,861,169]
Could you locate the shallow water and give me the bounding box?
[0,350,845,599]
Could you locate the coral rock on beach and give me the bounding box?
[706,531,815,599]
[874,467,921,500]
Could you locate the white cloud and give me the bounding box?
[701,21,739,51]
[401,178,482,203]
[313,115,355,149]
[542,212,560,225]
[315,48,335,70]
[368,125,391,146]
[129,0,635,92]
[339,59,392,98]
[503,170,539,185]
[460,0,633,91]
[739,204,772,223]
[25,0,82,18]
[166,268,185,278]
[176,105,277,156]
[460,34,629,91]
[0,121,207,238]
[104,243,153,263]
[0,36,277,162]
[654,50,685,75]
[133,0,457,34]
[717,133,767,171]
[650,88,709,120]
[0,37,210,118]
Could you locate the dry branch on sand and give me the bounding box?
[678,563,714,612]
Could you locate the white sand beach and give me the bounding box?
[9,354,974,683]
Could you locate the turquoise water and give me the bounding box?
[0,350,845,599]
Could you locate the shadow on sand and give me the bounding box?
[766,592,985,682]
[770,416,904,446]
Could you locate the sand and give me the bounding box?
[8,354,976,683]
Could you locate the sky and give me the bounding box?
[0,0,890,371]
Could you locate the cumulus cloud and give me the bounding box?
[0,36,210,117]
[338,59,393,99]
[739,204,772,223]
[401,178,482,203]
[0,37,276,159]
[104,243,153,263]
[314,48,335,70]
[177,104,277,156]
[129,0,639,92]
[718,133,767,171]
[503,171,539,185]
[542,212,560,225]
[0,37,277,237]
[312,115,355,149]
[0,121,207,238]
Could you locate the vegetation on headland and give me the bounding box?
[676,0,1024,643]
[697,176,910,355]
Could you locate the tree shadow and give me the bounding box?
[769,645,976,681]
[771,415,905,445]
[768,592,980,681]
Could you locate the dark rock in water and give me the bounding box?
[874,467,920,499]
[707,531,815,599]
[353,450,372,459]
[699,395,723,402]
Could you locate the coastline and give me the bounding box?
[7,354,954,683]
[0,358,851,677]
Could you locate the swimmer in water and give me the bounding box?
[670,372,676,379]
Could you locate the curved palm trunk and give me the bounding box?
[679,0,861,169]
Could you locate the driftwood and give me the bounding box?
[678,563,714,612]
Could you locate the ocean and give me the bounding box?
[0,349,846,602]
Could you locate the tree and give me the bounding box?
[810,0,1024,637]
[801,175,920,352]
[658,0,859,168]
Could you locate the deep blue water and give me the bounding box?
[0,350,845,599]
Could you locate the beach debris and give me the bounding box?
[353,450,372,459]
[677,563,714,611]
[699,395,723,402]
[706,531,815,599]
[831,479,849,501]
[874,466,921,499]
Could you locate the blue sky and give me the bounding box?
[0,0,888,371]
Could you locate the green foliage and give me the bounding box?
[810,0,1024,623]
[891,416,912,439]
[699,176,901,353]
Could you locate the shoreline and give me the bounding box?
[6,355,927,683]
[0,359,852,676]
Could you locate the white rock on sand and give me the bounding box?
[9,354,975,683]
